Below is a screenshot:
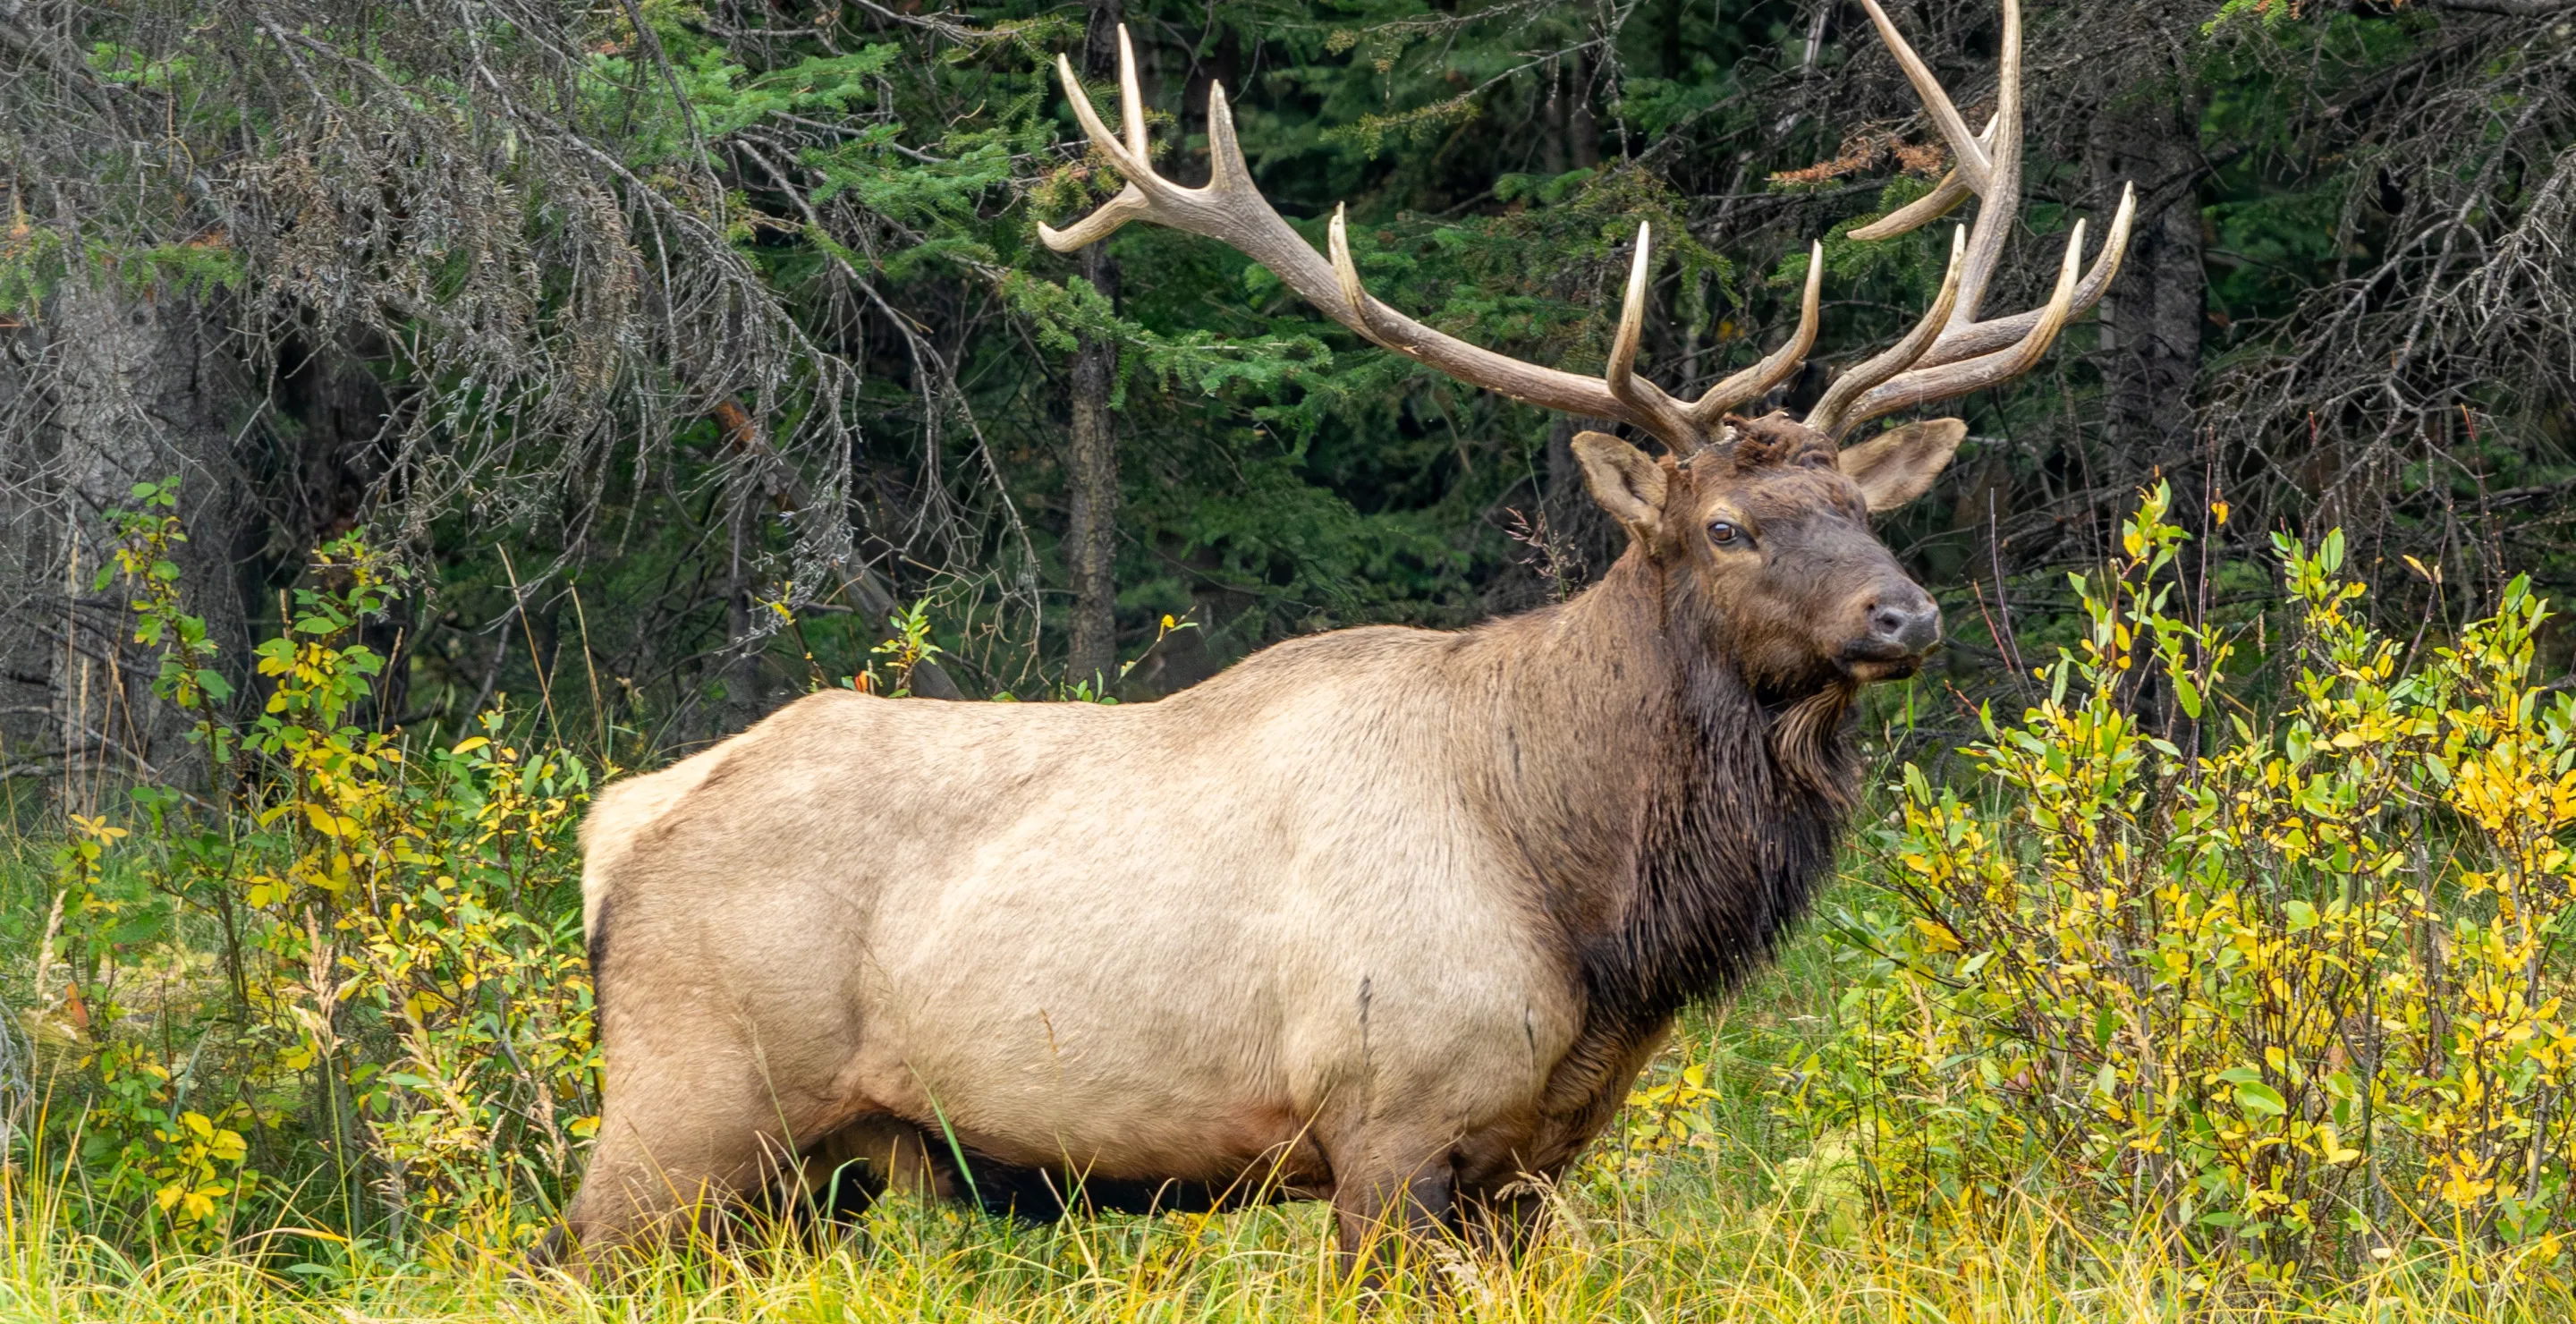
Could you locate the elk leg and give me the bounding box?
[548,1074,793,1275]
[1328,1147,1457,1291]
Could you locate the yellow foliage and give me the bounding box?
[1788,488,2576,1277]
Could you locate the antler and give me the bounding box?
[1804,0,2137,439]
[1039,27,1820,454]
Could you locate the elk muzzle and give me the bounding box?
[1840,581,1942,678]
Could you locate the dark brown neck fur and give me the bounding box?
[1455,546,1858,1038]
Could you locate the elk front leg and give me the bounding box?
[546,1075,801,1277]
[1327,1141,1457,1292]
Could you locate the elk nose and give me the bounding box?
[1867,589,1942,655]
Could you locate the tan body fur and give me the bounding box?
[572,573,1691,1249]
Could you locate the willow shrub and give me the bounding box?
[1791,485,2576,1279]
[22,482,599,1257]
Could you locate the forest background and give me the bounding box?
[5,0,2572,757]
[2,0,2575,1318]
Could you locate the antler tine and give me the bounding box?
[1829,217,2085,439]
[1327,205,1363,314]
[1204,80,1253,194]
[1818,0,2126,434]
[1688,242,1824,426]
[1856,0,1993,196]
[1038,184,1151,251]
[1803,226,1967,438]
[1117,26,1148,161]
[1037,45,1156,252]
[1602,222,1668,415]
[1329,211,1690,444]
[1846,174,1968,246]
[1849,0,2022,337]
[1947,0,2021,335]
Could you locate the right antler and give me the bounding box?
[1803,0,2137,438]
[1038,28,1818,455]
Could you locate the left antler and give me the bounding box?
[1039,27,1820,454]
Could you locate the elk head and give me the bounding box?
[1570,412,1960,692]
[1044,0,2133,691]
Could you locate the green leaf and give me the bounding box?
[2236,1082,2287,1116]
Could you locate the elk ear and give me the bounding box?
[1572,431,1670,540]
[1837,419,1966,513]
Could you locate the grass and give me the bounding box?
[8,1148,2576,1321]
[7,887,2573,1323]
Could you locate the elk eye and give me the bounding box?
[1707,520,1743,546]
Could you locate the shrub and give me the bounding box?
[1790,485,2576,1279]
[17,482,600,1258]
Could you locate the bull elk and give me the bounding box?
[549,0,2131,1275]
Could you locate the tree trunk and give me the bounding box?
[0,278,253,804]
[1064,0,1125,687]
[2089,75,2207,478]
[720,485,764,735]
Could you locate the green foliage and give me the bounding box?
[861,597,947,698]
[28,487,601,1256]
[0,221,242,318]
[1790,488,2576,1279]
[97,479,235,736]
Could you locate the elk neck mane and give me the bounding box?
[1457,544,1859,1039]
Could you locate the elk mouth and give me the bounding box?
[1835,641,1930,683]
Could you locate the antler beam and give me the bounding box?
[1040,26,1821,454]
[1809,0,2136,436]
